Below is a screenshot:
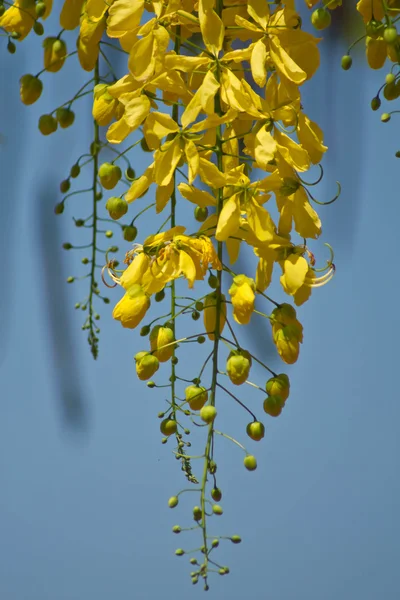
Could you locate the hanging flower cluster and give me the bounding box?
[4,0,397,591]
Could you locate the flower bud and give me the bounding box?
[203,292,226,340]
[370,97,381,111]
[19,74,43,105]
[230,535,241,544]
[266,373,290,402]
[193,506,202,521]
[56,107,75,128]
[341,55,352,71]
[263,395,284,417]
[105,196,128,220]
[311,8,331,30]
[35,2,46,18]
[226,350,252,385]
[92,83,119,126]
[175,549,184,556]
[246,421,265,441]
[70,164,80,178]
[160,418,177,436]
[123,225,137,242]
[211,487,222,501]
[212,505,223,515]
[150,325,175,362]
[172,525,181,533]
[185,385,208,411]
[43,37,67,72]
[194,206,208,222]
[243,455,257,471]
[384,26,398,45]
[200,405,217,424]
[38,114,57,135]
[168,496,179,508]
[134,351,159,380]
[99,163,122,190]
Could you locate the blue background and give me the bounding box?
[1,7,399,600]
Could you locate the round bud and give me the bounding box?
[175,549,184,556]
[75,303,80,309]
[208,460,217,474]
[38,114,57,136]
[212,504,223,515]
[103,298,110,304]
[75,219,84,227]
[200,405,217,424]
[341,55,352,71]
[105,230,113,238]
[246,421,265,442]
[370,97,381,111]
[105,196,128,220]
[99,162,122,190]
[62,243,72,250]
[263,395,284,417]
[191,310,200,321]
[147,381,155,388]
[56,107,75,128]
[395,151,400,158]
[384,26,398,45]
[125,167,136,180]
[226,351,252,386]
[7,41,16,54]
[172,525,181,533]
[19,74,43,105]
[60,179,70,193]
[266,373,290,402]
[211,487,222,502]
[208,274,218,289]
[160,418,177,436]
[195,301,203,311]
[54,202,64,215]
[70,164,80,178]
[123,225,137,242]
[383,82,400,101]
[155,290,165,302]
[33,22,44,36]
[381,112,391,123]
[311,8,331,30]
[386,73,396,85]
[140,137,152,152]
[197,335,206,344]
[243,455,257,471]
[168,496,179,508]
[161,437,167,444]
[192,577,198,585]
[211,539,219,548]
[190,558,197,565]
[171,356,178,365]
[185,385,208,411]
[140,325,150,336]
[230,535,241,544]
[35,2,46,17]
[66,276,74,283]
[193,506,202,521]
[194,206,208,222]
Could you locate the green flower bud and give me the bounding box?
[246,421,265,442]
[366,19,384,39]
[123,225,137,242]
[38,114,57,136]
[66,276,74,283]
[19,74,43,105]
[147,381,155,388]
[185,385,208,411]
[194,206,208,222]
[35,2,46,17]
[192,577,198,585]
[212,504,223,515]
[172,525,181,533]
[226,350,252,385]
[211,539,219,548]
[160,418,177,436]
[75,219,84,227]
[56,107,75,128]
[62,242,72,250]
[197,335,206,344]
[311,8,331,30]
[105,230,113,238]
[263,395,284,417]
[383,82,400,101]
[155,290,165,302]
[99,162,122,190]
[140,325,150,336]
[230,535,241,544]
[33,22,44,36]
[175,549,184,556]
[371,97,381,111]
[7,41,16,54]
[384,26,398,45]
[134,351,159,381]
[243,455,257,471]
[266,373,290,402]
[395,151,400,158]
[140,137,152,152]
[105,196,128,220]
[381,113,391,123]
[386,73,396,85]
[208,274,218,289]
[341,55,352,71]
[211,488,222,504]
[54,202,64,215]
[60,179,70,193]
[70,164,80,178]
[168,496,179,508]
[190,558,198,565]
[195,301,203,311]
[150,325,175,362]
[193,506,202,521]
[200,405,217,424]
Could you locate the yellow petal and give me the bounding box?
[246,196,276,243]
[198,158,227,188]
[181,70,220,129]
[107,0,144,36]
[156,178,175,213]
[184,140,200,184]
[251,39,268,87]
[126,163,155,203]
[215,194,241,241]
[120,253,150,289]
[106,95,150,144]
[275,129,310,172]
[254,127,277,170]
[60,0,84,30]
[154,138,183,186]
[297,112,327,164]
[178,183,216,207]
[179,250,197,288]
[198,0,225,55]
[280,254,308,295]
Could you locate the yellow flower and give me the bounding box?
[271,303,303,364]
[60,0,85,30]
[112,284,150,329]
[77,5,107,71]
[92,84,120,126]
[226,350,252,385]
[203,292,227,340]
[279,247,335,305]
[134,351,159,381]
[0,0,36,41]
[228,275,256,325]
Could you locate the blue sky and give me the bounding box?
[1,10,399,600]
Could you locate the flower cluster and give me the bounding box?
[6,0,397,591]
